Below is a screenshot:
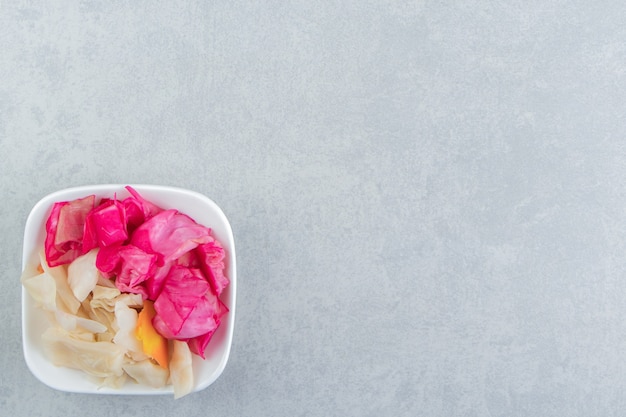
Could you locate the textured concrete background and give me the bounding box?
[2,1,626,416]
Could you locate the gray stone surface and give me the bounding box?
[3,1,626,416]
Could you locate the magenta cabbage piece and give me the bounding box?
[186,296,229,359]
[45,195,95,267]
[96,245,157,298]
[125,185,163,220]
[152,265,210,338]
[196,239,229,296]
[84,199,128,248]
[152,266,228,359]
[130,210,214,264]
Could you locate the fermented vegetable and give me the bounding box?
[22,186,230,398]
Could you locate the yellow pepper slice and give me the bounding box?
[136,300,169,369]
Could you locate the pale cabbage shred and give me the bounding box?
[21,248,194,398]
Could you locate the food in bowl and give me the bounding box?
[21,185,236,397]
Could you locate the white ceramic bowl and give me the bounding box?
[21,184,236,395]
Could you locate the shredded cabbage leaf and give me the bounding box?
[20,264,56,312]
[169,340,194,399]
[67,249,101,302]
[41,327,126,379]
[123,359,169,388]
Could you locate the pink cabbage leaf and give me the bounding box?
[45,195,95,267]
[130,210,214,264]
[196,239,229,296]
[152,265,210,338]
[125,186,163,220]
[186,296,229,359]
[96,245,158,298]
[83,199,128,251]
[152,265,228,358]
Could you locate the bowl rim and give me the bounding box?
[21,184,237,395]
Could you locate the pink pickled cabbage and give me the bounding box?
[131,210,213,264]
[196,239,229,296]
[43,186,229,359]
[152,265,228,359]
[152,266,211,338]
[125,185,163,220]
[45,195,95,266]
[82,199,128,251]
[186,295,229,358]
[96,245,157,298]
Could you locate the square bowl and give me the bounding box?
[21,184,236,395]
